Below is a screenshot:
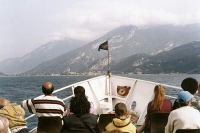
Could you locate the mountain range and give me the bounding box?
[23,24,200,75]
[0,37,85,74]
[113,41,200,74]
[0,71,5,76]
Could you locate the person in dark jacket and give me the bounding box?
[60,86,100,133]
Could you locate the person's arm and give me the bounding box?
[165,113,174,133]
[137,122,146,133]
[172,99,179,110]
[66,104,71,116]
[90,102,95,114]
[137,102,151,133]
[146,102,151,120]
[0,108,8,115]
[20,99,36,114]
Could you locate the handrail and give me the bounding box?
[29,127,37,133]
[26,75,180,133]
[25,114,35,121]
[27,75,108,132]
[166,94,177,99]
[26,76,104,120]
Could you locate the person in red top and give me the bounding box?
[137,84,172,133]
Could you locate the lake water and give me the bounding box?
[0,74,200,130]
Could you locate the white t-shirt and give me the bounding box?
[165,106,200,133]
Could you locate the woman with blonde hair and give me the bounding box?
[137,84,172,133]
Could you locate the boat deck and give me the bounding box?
[26,75,179,133]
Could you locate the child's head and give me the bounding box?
[115,103,127,117]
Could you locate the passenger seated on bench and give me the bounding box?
[21,81,66,133]
[60,86,100,133]
[137,84,172,133]
[173,77,200,110]
[165,91,200,133]
[0,98,28,133]
[108,109,138,125]
[105,103,137,133]
[66,86,94,115]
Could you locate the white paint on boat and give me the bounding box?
[28,75,180,133]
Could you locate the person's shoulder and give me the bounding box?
[4,103,23,109]
[164,99,172,102]
[51,96,64,101]
[163,99,172,104]
[78,113,98,123]
[34,95,45,100]
[63,114,77,120]
[10,103,23,108]
[168,108,180,117]
[82,113,98,119]
[37,95,64,101]
[184,106,200,116]
[147,101,153,106]
[64,114,76,118]
[105,122,114,131]
[194,94,200,100]
[164,99,172,106]
[10,103,18,106]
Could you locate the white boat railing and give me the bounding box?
[28,75,108,132]
[26,75,181,132]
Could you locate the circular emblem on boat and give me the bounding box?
[117,86,130,96]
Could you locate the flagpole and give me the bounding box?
[98,39,111,95]
[107,38,110,77]
[106,38,111,96]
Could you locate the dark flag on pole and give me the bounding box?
[98,41,108,51]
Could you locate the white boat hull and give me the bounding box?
[28,74,179,132]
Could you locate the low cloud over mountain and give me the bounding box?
[25,24,200,75]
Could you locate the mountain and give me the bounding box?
[114,41,200,74]
[25,24,200,75]
[0,71,5,76]
[0,37,86,74]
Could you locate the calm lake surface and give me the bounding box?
[0,74,200,130]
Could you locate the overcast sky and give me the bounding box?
[0,0,200,62]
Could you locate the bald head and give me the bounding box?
[0,98,10,109]
[42,82,54,95]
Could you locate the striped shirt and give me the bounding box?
[21,95,66,118]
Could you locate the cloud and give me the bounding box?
[0,0,200,61]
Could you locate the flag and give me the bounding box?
[98,41,108,51]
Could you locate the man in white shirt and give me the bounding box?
[165,91,200,133]
[21,81,66,133]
